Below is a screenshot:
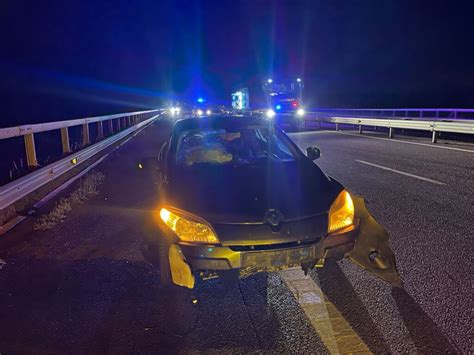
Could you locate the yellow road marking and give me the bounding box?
[280,268,372,354]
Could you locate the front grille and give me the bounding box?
[214,213,328,246]
[229,238,320,251]
[241,245,318,269]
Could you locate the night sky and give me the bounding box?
[0,0,473,125]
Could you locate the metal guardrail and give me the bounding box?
[310,108,474,120]
[252,108,474,143]
[312,116,474,143]
[0,109,161,212]
[0,109,160,168]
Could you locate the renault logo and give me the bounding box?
[265,209,284,228]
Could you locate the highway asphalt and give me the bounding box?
[0,119,471,353]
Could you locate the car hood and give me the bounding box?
[165,161,343,224]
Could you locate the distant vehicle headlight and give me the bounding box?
[328,190,355,234]
[159,207,219,244]
[297,108,305,116]
[170,107,181,116]
[197,109,203,116]
[266,109,276,118]
[206,109,212,115]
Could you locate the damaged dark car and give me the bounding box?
[141,115,401,330]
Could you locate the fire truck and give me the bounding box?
[263,78,306,130]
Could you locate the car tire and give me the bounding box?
[143,235,199,338]
[157,239,173,286]
[160,282,199,338]
[140,216,173,286]
[159,240,199,337]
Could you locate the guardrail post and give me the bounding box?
[117,118,121,131]
[388,127,393,138]
[432,131,438,143]
[335,123,339,131]
[108,119,114,134]
[97,121,104,139]
[358,125,362,134]
[24,133,38,168]
[82,123,90,146]
[60,127,71,154]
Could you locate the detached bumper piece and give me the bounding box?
[170,196,402,289]
[346,196,402,287]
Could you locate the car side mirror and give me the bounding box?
[306,146,321,160]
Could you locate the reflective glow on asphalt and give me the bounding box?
[280,268,371,354]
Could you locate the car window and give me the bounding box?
[175,127,296,166]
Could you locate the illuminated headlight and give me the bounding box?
[206,109,212,115]
[159,207,219,244]
[170,107,180,115]
[266,109,276,118]
[297,108,305,116]
[327,190,355,234]
[197,109,203,116]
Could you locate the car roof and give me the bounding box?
[172,115,269,135]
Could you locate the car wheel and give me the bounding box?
[157,239,173,286]
[160,282,199,338]
[145,237,200,338]
[141,220,173,286]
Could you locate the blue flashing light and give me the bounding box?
[276,104,282,110]
[197,97,205,103]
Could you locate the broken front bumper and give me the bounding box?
[172,230,356,282]
[168,196,402,289]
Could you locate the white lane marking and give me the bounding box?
[317,130,474,153]
[280,268,371,354]
[355,160,447,186]
[280,268,340,354]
